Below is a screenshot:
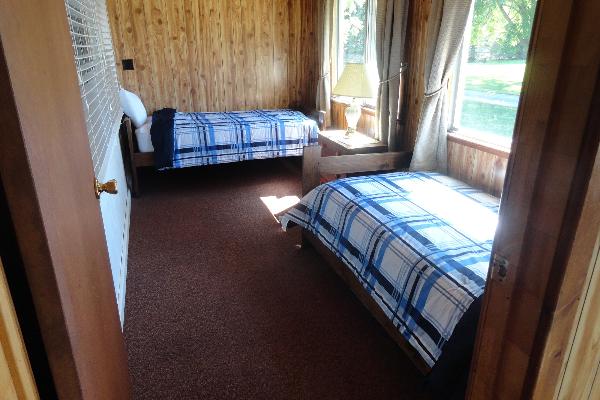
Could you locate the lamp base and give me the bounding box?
[344,98,361,138]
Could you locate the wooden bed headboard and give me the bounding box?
[302,145,412,195]
[121,115,152,196]
[306,109,326,131]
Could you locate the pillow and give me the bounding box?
[119,88,147,128]
[134,117,154,152]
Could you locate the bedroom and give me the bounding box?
[0,0,599,399]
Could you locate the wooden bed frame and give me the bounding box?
[122,116,153,197]
[123,110,326,197]
[297,145,432,374]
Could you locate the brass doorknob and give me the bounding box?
[94,178,118,199]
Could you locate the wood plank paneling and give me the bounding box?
[447,135,509,197]
[332,104,510,198]
[529,72,600,400]
[403,0,433,152]
[555,231,600,399]
[107,0,319,113]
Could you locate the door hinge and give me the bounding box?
[492,253,509,282]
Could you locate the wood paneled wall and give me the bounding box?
[107,0,319,113]
[332,99,510,197]
[402,0,433,152]
[553,212,600,399]
[447,135,509,197]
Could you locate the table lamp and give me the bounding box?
[332,63,377,137]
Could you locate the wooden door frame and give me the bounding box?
[467,0,600,398]
[0,1,131,398]
[538,145,600,398]
[527,60,600,400]
[0,257,38,400]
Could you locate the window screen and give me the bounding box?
[65,0,121,175]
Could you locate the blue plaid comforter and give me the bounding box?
[281,171,499,367]
[151,109,319,170]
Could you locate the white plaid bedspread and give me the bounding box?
[281,171,499,367]
[171,109,319,169]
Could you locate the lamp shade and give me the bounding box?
[332,63,377,98]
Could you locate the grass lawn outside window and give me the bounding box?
[456,60,525,147]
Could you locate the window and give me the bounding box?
[65,0,122,176]
[335,0,377,107]
[339,0,371,65]
[450,0,537,148]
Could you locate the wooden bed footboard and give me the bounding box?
[301,145,412,195]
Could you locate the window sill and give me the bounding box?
[447,131,511,158]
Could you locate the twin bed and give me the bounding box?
[125,105,498,391]
[125,108,321,195]
[280,146,499,393]
[282,169,498,368]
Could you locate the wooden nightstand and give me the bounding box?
[318,129,387,156]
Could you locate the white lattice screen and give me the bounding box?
[65,0,121,175]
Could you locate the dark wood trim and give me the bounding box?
[301,230,431,375]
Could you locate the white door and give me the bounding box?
[98,136,131,324]
[65,0,131,324]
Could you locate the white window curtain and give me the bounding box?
[376,0,409,150]
[316,0,336,128]
[65,0,121,176]
[365,0,377,65]
[410,0,474,172]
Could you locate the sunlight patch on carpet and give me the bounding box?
[260,195,300,222]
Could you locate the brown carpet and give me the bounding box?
[125,159,430,399]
